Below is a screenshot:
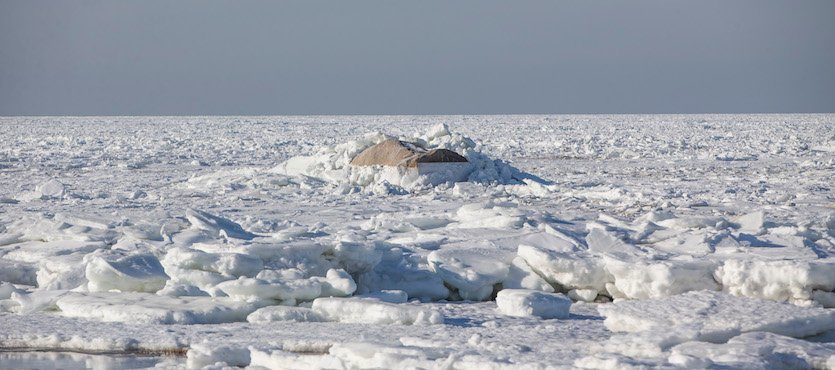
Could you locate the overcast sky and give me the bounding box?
[1,0,833,115]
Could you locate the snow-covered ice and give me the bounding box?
[1,114,834,368]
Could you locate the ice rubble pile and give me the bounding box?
[272,123,535,192]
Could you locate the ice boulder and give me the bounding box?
[311,297,442,325]
[495,289,572,319]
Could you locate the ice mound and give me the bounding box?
[274,123,543,192]
[311,297,443,325]
[495,289,572,319]
[598,290,835,343]
[55,292,268,324]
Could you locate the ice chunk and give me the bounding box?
[357,248,449,301]
[598,290,835,342]
[715,258,835,303]
[85,253,168,293]
[161,247,263,289]
[185,208,256,240]
[311,297,442,325]
[315,269,357,297]
[733,211,766,234]
[501,256,555,293]
[585,228,647,261]
[247,305,324,323]
[495,289,571,319]
[604,258,719,300]
[55,292,268,324]
[517,245,610,292]
[36,254,89,290]
[427,247,509,301]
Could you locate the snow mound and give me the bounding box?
[495,289,572,319]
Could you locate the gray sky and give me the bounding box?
[1,0,834,115]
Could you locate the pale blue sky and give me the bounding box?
[1,0,833,115]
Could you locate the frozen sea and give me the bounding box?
[0,115,834,369]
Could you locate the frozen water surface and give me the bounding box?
[0,115,834,368]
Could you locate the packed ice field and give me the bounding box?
[0,114,834,369]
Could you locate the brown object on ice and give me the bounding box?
[350,139,468,168]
